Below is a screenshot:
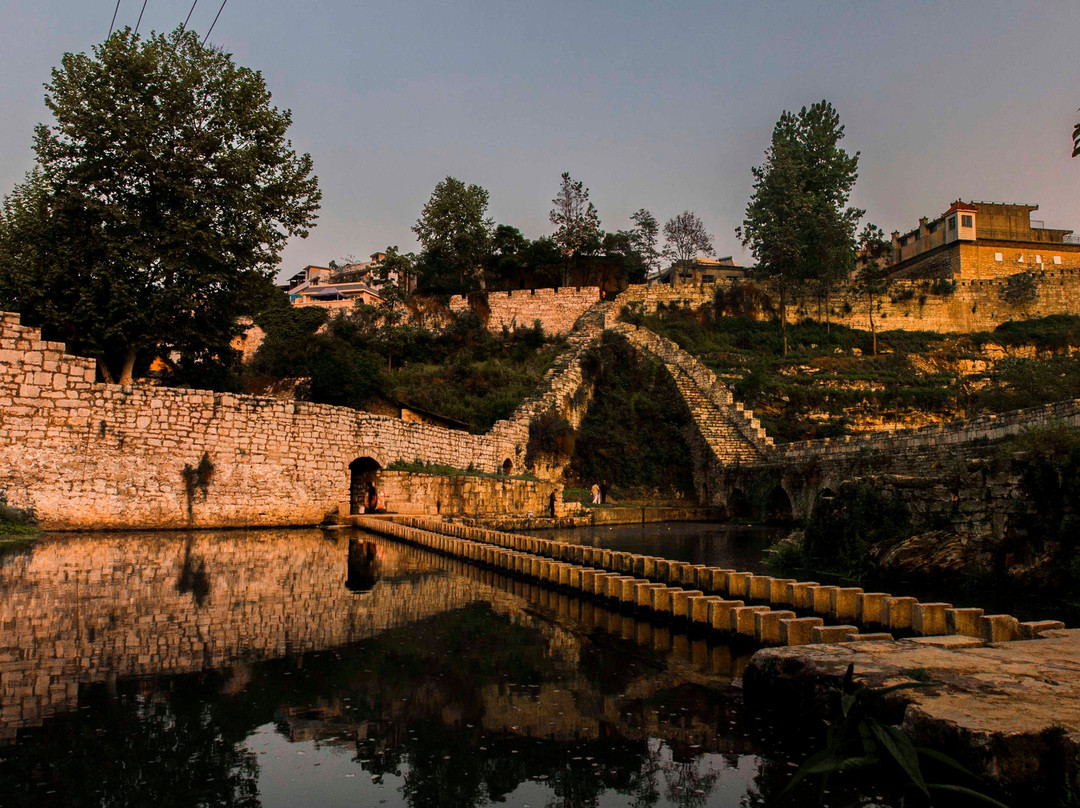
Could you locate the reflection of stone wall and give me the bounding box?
[0,531,493,742]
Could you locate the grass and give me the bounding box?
[386,459,539,482]
[621,308,1080,443]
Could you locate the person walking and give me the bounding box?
[591,482,601,504]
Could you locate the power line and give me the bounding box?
[202,0,228,45]
[108,0,121,37]
[134,0,148,34]
[180,0,198,34]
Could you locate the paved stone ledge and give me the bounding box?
[744,630,1080,797]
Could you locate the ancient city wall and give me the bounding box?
[0,312,523,530]
[618,268,1080,334]
[374,470,558,518]
[448,287,601,335]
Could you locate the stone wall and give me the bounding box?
[373,470,559,518]
[448,287,602,335]
[0,312,521,530]
[617,269,1080,334]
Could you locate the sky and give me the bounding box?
[1,0,1078,280]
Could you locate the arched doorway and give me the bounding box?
[349,457,382,514]
[727,488,752,520]
[502,458,513,475]
[764,486,794,524]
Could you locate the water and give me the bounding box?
[0,528,841,807]
[525,522,785,574]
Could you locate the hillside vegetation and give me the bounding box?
[622,306,1080,443]
[243,305,566,433]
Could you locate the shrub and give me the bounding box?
[804,482,912,576]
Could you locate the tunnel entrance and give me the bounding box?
[349,457,382,514]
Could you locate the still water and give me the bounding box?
[0,527,849,807]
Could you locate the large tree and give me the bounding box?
[549,172,601,284]
[856,223,891,356]
[0,27,320,384]
[627,208,661,277]
[662,211,715,280]
[739,100,862,353]
[412,176,493,294]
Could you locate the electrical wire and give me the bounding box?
[202,0,228,44]
[180,0,198,34]
[108,0,121,37]
[134,0,148,34]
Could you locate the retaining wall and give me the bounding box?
[448,287,602,335]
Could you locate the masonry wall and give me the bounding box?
[0,312,523,530]
[618,268,1080,334]
[448,287,602,335]
[373,470,558,517]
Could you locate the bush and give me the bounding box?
[804,483,911,576]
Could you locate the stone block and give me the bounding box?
[769,578,797,606]
[634,581,663,609]
[691,596,717,626]
[708,599,743,631]
[912,602,952,636]
[779,617,823,646]
[1019,620,1067,639]
[726,572,752,598]
[732,605,770,636]
[981,614,1020,643]
[946,608,985,638]
[755,610,796,644]
[855,592,890,626]
[748,575,773,602]
[831,587,863,621]
[671,589,704,620]
[812,585,838,616]
[883,597,917,630]
[790,582,819,610]
[812,625,858,644]
[652,587,681,614]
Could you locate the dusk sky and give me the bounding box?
[1,0,1077,279]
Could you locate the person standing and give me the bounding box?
[600,480,609,504]
[591,482,601,504]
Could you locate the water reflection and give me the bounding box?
[527,522,785,574]
[0,528,827,807]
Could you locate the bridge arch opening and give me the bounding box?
[349,457,382,514]
[764,486,793,524]
[727,489,752,520]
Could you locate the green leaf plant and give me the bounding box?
[781,663,1010,807]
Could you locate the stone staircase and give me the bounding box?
[487,301,612,473]
[608,322,772,465]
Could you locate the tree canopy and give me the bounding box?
[0,27,320,383]
[739,100,862,353]
[412,176,493,294]
[662,211,715,274]
[549,172,601,282]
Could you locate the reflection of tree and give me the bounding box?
[662,757,720,808]
[176,536,211,606]
[0,675,258,807]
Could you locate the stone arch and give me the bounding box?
[349,456,382,514]
[764,485,794,523]
[727,488,752,520]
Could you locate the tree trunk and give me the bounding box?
[868,290,877,356]
[780,287,789,356]
[118,346,137,385]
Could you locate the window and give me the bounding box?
[948,216,956,231]
[1036,255,1043,264]
[961,215,973,228]
[1017,254,1025,263]
[1054,256,1062,265]
[994,252,1003,262]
